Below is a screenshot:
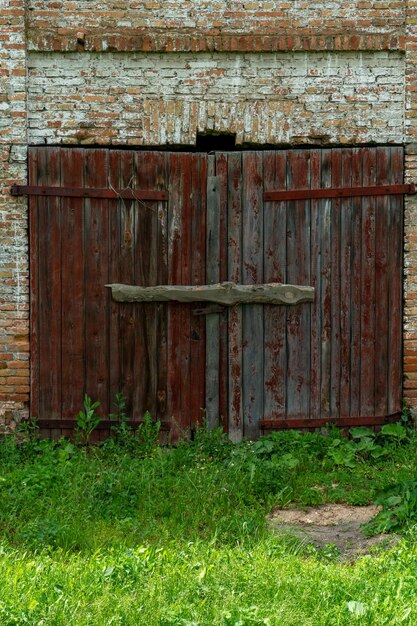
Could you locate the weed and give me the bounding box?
[135,411,161,456]
[75,394,101,445]
[110,392,132,444]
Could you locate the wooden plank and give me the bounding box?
[167,153,185,439]
[155,153,169,422]
[205,158,220,429]
[360,148,377,415]
[11,185,168,201]
[189,154,207,429]
[286,150,310,419]
[330,149,342,418]
[349,148,363,416]
[339,149,353,417]
[227,153,244,442]
[133,151,160,420]
[319,149,332,418]
[84,149,109,416]
[388,147,404,414]
[108,282,314,304]
[263,184,414,202]
[107,151,122,415]
[44,147,62,438]
[215,153,229,431]
[309,149,322,418]
[263,150,287,420]
[179,153,192,437]
[118,151,136,416]
[242,151,264,439]
[28,148,40,422]
[260,414,401,430]
[60,148,85,418]
[36,418,171,431]
[374,147,390,416]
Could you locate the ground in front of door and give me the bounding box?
[268,504,399,559]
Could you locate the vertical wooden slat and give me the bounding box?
[179,153,192,436]
[84,149,109,416]
[60,148,84,419]
[227,153,244,442]
[374,147,390,416]
[339,149,353,417]
[242,152,264,439]
[190,154,207,429]
[167,153,185,438]
[46,148,62,438]
[286,150,310,419]
[118,152,136,415]
[319,149,332,418]
[205,156,220,429]
[349,148,363,416]
[28,148,40,423]
[107,151,122,415]
[360,148,377,415]
[134,151,160,419]
[156,153,169,421]
[330,149,342,418]
[309,149,322,418]
[388,147,403,414]
[263,150,287,420]
[215,152,229,431]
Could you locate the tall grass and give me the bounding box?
[0,426,417,624]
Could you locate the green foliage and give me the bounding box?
[75,394,101,444]
[365,477,417,535]
[0,425,416,623]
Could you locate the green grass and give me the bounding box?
[1,426,417,624]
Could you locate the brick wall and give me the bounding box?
[27,51,405,146]
[0,0,29,431]
[2,1,417,428]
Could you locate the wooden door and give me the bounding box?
[28,146,404,439]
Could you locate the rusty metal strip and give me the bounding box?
[11,185,168,201]
[35,418,171,431]
[263,184,415,202]
[260,414,401,429]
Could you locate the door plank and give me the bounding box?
[227,153,244,442]
[84,149,109,416]
[263,150,287,420]
[242,152,264,439]
[205,156,220,429]
[60,148,84,418]
[360,148,377,415]
[286,150,311,419]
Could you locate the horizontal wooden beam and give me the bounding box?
[107,281,315,305]
[10,185,168,201]
[260,414,401,430]
[35,418,171,431]
[264,183,415,202]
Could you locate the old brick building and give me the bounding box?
[1,1,417,438]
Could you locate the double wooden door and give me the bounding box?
[29,146,403,439]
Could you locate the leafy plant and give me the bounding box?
[110,392,132,443]
[365,477,417,535]
[135,411,161,456]
[75,394,101,445]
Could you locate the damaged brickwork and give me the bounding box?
[2,0,417,429]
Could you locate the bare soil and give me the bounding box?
[268,504,399,559]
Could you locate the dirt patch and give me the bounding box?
[268,504,399,559]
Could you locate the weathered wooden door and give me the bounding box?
[28,146,404,439]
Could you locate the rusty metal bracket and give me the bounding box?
[10,185,168,201]
[264,183,415,202]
